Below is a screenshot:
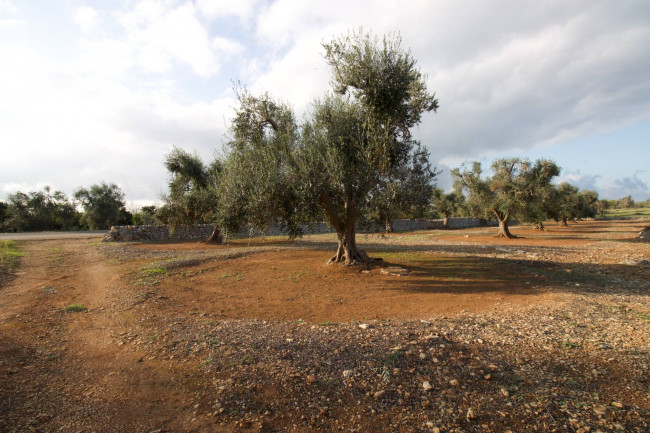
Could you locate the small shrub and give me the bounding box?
[65,303,86,313]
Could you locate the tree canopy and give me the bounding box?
[1,186,78,232]
[217,30,438,264]
[74,182,129,230]
[452,158,560,238]
[158,147,223,242]
[431,187,463,229]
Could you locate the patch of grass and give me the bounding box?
[140,266,167,277]
[320,321,331,326]
[136,264,169,287]
[0,240,25,268]
[216,271,247,282]
[378,251,426,264]
[378,350,405,369]
[562,340,579,349]
[64,303,86,313]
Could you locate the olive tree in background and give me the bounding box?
[74,182,129,230]
[553,183,580,226]
[452,158,560,238]
[218,30,438,264]
[576,190,599,219]
[518,160,562,230]
[430,187,464,229]
[158,147,223,243]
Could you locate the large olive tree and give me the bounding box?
[218,31,438,264]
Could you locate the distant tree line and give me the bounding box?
[0,182,133,232]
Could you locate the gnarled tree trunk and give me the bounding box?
[319,193,371,265]
[560,217,568,227]
[329,223,370,265]
[533,221,546,231]
[494,211,515,238]
[385,219,394,233]
[205,225,222,244]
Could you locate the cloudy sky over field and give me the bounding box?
[1,0,649,206]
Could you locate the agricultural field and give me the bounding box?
[602,207,650,219]
[0,220,648,433]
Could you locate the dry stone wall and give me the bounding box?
[103,218,498,242]
[103,224,215,242]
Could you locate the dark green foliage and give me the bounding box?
[74,182,129,230]
[1,186,80,232]
[366,145,437,232]
[0,201,7,229]
[158,147,223,242]
[132,205,158,226]
[431,187,463,228]
[158,148,221,228]
[217,89,303,239]
[218,30,438,264]
[452,158,560,237]
[553,183,580,226]
[518,159,562,229]
[576,190,599,219]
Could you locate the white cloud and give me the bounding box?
[0,0,16,12]
[0,39,233,202]
[73,6,99,34]
[0,18,25,28]
[196,0,260,20]
[601,173,650,201]
[556,172,601,192]
[1,0,650,203]
[213,36,243,57]
[117,1,219,77]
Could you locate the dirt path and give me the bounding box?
[0,240,224,432]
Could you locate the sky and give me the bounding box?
[1,0,649,209]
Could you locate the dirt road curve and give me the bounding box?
[0,239,214,432]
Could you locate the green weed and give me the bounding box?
[0,240,25,268]
[64,303,86,313]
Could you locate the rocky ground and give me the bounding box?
[0,220,648,432]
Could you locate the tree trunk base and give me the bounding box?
[533,222,546,231]
[204,226,222,244]
[327,242,378,266]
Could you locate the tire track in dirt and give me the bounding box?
[0,239,226,433]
